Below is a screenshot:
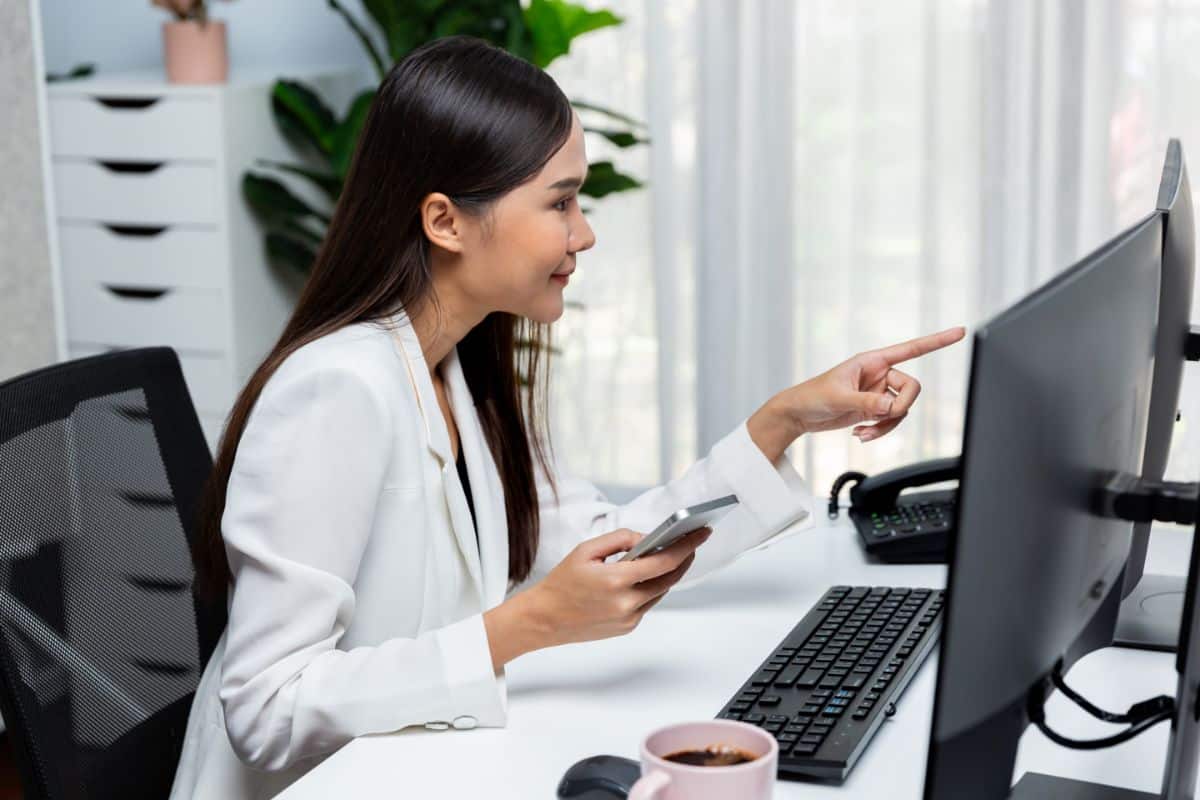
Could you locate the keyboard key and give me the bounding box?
[759,695,781,706]
[801,734,824,744]
[791,743,818,756]
[767,714,789,724]
[775,666,805,687]
[843,674,867,689]
[743,713,765,724]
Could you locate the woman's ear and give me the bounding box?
[420,192,466,254]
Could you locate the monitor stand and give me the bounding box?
[1114,574,1185,652]
[1010,774,1157,799]
[1011,480,1200,799]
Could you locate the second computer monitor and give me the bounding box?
[923,213,1162,798]
[1118,140,1197,652]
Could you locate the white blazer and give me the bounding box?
[168,308,813,799]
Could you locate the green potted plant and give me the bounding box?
[152,0,231,84]
[242,0,649,284]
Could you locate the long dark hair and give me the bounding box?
[194,35,570,598]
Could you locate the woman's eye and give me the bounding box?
[554,196,572,212]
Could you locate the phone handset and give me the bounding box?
[829,456,962,518]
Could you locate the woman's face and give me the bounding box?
[425,112,597,325]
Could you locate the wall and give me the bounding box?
[0,0,59,381]
[38,0,374,77]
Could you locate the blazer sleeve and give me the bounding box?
[218,362,504,772]
[516,418,815,596]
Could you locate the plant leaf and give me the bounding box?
[242,172,331,225]
[271,80,337,156]
[330,90,376,179]
[265,231,319,276]
[255,159,342,201]
[46,63,95,83]
[524,0,622,67]
[571,98,647,130]
[583,126,650,148]
[363,0,437,62]
[280,217,327,247]
[580,160,643,199]
[328,0,388,80]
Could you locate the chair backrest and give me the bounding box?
[0,348,227,799]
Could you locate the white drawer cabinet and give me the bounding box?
[46,67,364,452]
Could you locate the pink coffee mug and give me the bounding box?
[629,719,778,799]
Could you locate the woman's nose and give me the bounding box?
[572,216,597,253]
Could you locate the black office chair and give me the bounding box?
[0,348,227,799]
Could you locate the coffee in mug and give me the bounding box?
[662,744,759,767]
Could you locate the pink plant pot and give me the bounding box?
[162,20,228,84]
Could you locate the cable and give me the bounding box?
[1031,708,1173,750]
[1026,662,1175,750]
[828,471,867,519]
[1049,666,1169,724]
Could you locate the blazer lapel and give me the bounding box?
[443,346,510,610]
[384,309,485,602]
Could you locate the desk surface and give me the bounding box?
[278,516,1195,798]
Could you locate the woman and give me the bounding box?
[169,35,963,799]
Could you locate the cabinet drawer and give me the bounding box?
[64,280,228,352]
[58,222,227,290]
[48,94,219,161]
[54,161,219,225]
[68,344,234,415]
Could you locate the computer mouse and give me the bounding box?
[556,754,642,799]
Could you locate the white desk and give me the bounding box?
[278,517,1196,798]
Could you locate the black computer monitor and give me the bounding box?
[1117,139,1197,652]
[923,212,1163,798]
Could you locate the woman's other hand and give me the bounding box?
[527,526,712,646]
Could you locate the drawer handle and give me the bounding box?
[94,96,161,111]
[104,285,171,301]
[96,160,165,174]
[102,223,169,238]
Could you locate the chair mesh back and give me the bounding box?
[0,349,226,799]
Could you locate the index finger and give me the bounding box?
[872,326,966,366]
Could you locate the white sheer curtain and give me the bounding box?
[544,0,1200,500]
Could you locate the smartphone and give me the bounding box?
[617,494,740,561]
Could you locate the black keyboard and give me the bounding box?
[715,585,945,782]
